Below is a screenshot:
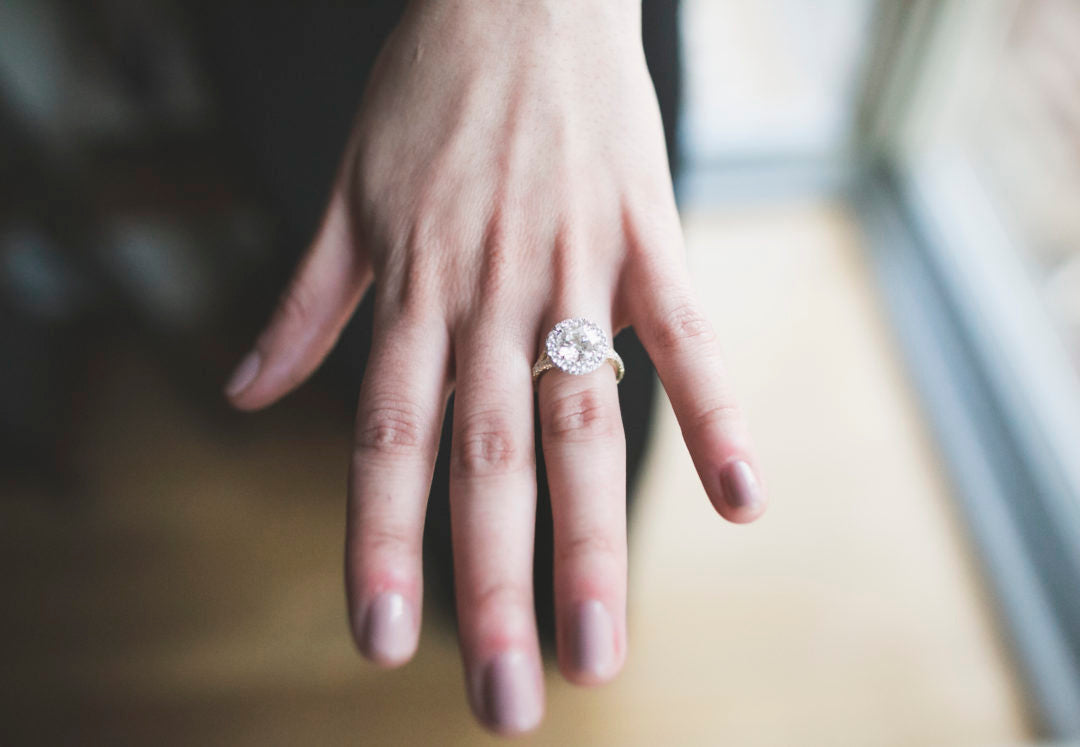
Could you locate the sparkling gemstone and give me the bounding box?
[546,318,609,375]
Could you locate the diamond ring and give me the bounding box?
[532,318,625,384]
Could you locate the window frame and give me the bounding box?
[854,0,1080,736]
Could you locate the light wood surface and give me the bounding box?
[2,200,1033,745]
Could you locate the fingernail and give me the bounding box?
[480,649,543,734]
[570,600,615,680]
[225,350,261,398]
[720,460,762,512]
[360,591,415,665]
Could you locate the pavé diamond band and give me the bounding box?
[531,318,625,384]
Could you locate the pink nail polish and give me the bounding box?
[361,591,415,666]
[571,600,615,680]
[481,649,543,734]
[225,350,261,398]
[721,460,762,511]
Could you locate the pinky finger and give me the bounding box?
[627,255,765,523]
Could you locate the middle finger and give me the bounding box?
[450,320,544,736]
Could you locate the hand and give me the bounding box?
[225,0,765,735]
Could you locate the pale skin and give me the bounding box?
[225,0,765,736]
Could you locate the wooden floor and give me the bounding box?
[1,200,1034,745]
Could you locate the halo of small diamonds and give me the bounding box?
[545,318,609,376]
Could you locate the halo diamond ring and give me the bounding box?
[532,318,625,384]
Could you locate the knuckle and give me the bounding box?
[543,388,621,443]
[278,280,318,328]
[397,245,446,319]
[388,292,441,332]
[453,411,525,478]
[556,531,622,568]
[468,580,531,619]
[653,300,716,352]
[686,400,741,438]
[624,197,679,252]
[356,521,420,560]
[355,398,428,457]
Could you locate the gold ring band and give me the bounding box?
[532,349,625,384]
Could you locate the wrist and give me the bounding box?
[405,0,641,37]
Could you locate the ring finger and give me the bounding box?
[537,313,627,685]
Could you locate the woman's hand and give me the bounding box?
[225,0,764,735]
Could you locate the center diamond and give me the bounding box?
[546,318,608,375]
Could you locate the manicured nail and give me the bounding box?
[570,600,615,680]
[480,649,543,734]
[720,460,762,512]
[360,591,415,666]
[225,350,261,398]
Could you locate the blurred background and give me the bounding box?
[2,0,1080,744]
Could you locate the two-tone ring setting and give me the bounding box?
[532,318,624,384]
